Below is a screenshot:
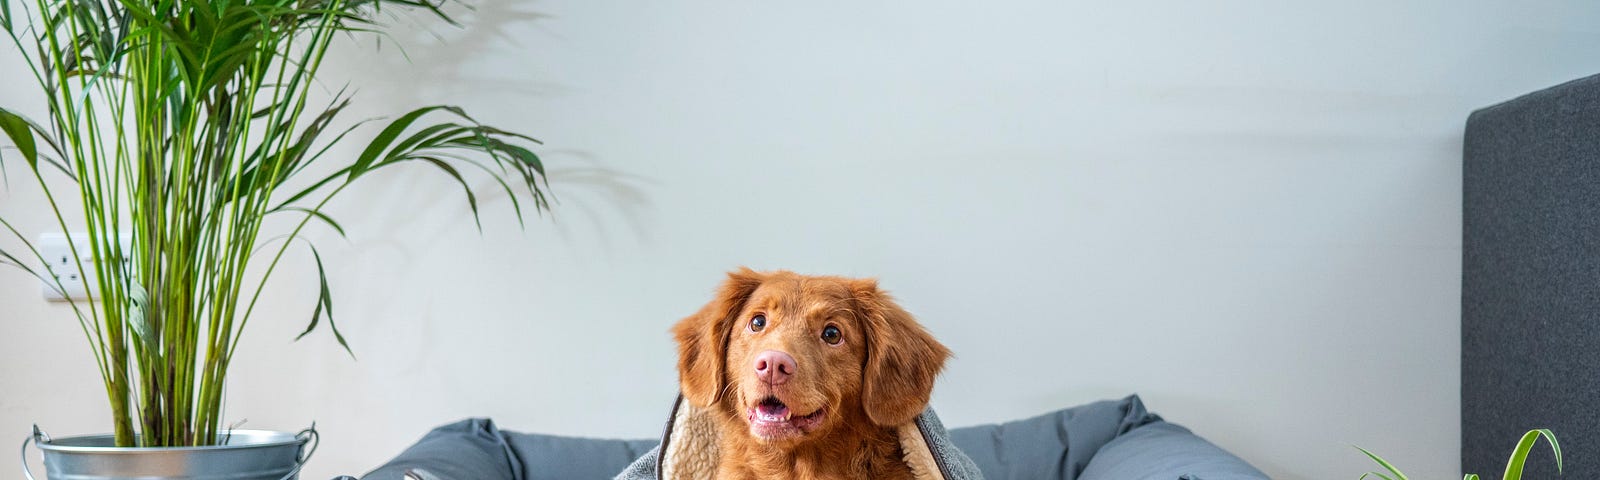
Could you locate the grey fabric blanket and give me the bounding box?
[614,396,984,480]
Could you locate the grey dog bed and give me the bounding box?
[358,395,1266,480]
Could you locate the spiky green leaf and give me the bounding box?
[274,207,348,239]
[1355,446,1408,480]
[295,247,352,359]
[350,105,453,179]
[1503,429,1561,480]
[0,108,39,168]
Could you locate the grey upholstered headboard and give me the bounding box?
[1462,72,1600,478]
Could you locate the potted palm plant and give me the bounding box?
[0,0,551,477]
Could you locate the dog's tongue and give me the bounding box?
[756,400,790,422]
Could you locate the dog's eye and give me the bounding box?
[750,314,767,332]
[821,325,842,345]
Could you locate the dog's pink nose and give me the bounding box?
[753,350,797,385]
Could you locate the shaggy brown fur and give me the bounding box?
[673,268,951,480]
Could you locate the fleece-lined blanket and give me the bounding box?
[615,395,985,480]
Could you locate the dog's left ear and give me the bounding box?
[673,268,765,408]
[853,279,950,427]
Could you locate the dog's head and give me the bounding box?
[673,268,950,444]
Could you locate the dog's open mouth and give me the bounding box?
[746,396,826,440]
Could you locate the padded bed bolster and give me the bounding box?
[363,395,1266,480]
[363,418,657,480]
[362,418,523,480]
[1079,422,1269,480]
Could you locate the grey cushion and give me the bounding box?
[1079,422,1269,480]
[505,432,658,480]
[362,418,521,480]
[361,395,1265,480]
[362,419,656,480]
[950,395,1266,480]
[949,396,1158,479]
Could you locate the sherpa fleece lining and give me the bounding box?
[655,398,946,480]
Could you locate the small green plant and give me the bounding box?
[1357,429,1562,480]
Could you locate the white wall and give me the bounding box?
[4,1,1599,478]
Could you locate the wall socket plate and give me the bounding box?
[38,232,132,302]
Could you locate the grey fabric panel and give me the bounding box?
[945,395,1160,480]
[1079,422,1269,480]
[504,432,657,480]
[360,418,655,480]
[1462,72,1600,479]
[360,418,522,480]
[612,445,659,480]
[916,407,986,480]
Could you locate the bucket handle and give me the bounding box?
[279,424,320,480]
[20,425,49,480]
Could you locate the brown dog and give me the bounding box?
[673,268,951,480]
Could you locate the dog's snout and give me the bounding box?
[753,350,797,385]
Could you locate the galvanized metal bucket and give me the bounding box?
[20,424,317,480]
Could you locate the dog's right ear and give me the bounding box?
[673,267,764,408]
[852,279,950,427]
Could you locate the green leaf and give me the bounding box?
[1355,446,1408,480]
[498,141,545,177]
[385,122,462,158]
[226,98,352,206]
[274,207,347,239]
[271,169,351,212]
[0,108,38,168]
[349,105,453,180]
[0,243,70,299]
[295,247,353,359]
[0,108,68,176]
[1503,429,1561,480]
[449,154,528,229]
[417,157,482,232]
[0,246,42,279]
[126,282,152,350]
[1463,474,1479,480]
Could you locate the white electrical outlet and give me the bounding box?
[38,232,132,302]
